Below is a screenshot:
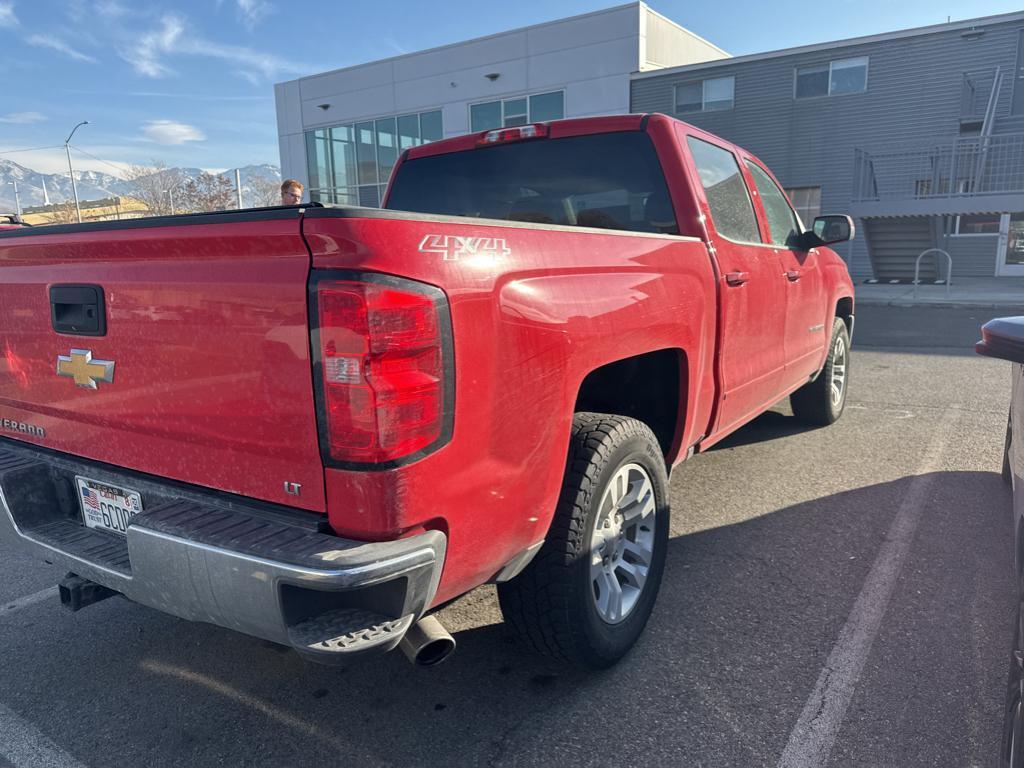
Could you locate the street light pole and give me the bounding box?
[10,181,21,215]
[64,121,89,223]
[167,174,186,216]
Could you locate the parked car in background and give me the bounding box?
[0,214,28,229]
[975,316,1024,767]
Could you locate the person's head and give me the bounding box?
[280,180,304,205]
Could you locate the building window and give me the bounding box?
[954,213,1001,235]
[795,57,868,98]
[675,76,735,113]
[305,108,442,207]
[784,187,821,226]
[469,91,564,132]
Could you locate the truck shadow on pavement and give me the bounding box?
[706,409,821,451]
[0,471,1012,768]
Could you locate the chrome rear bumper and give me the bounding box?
[0,441,445,664]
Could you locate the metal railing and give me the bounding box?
[913,248,952,299]
[853,132,1024,202]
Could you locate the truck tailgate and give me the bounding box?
[0,215,326,512]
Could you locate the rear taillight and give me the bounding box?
[312,275,451,465]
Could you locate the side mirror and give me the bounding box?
[792,215,855,250]
[813,215,854,245]
[976,316,1024,364]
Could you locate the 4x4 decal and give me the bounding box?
[418,234,511,262]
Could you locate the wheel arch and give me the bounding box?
[835,295,854,338]
[572,348,688,465]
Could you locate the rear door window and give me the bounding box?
[386,132,678,235]
[685,136,761,244]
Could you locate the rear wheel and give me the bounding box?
[497,413,670,669]
[791,317,850,426]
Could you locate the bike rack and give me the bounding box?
[913,248,953,299]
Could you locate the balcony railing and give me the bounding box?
[852,133,1024,203]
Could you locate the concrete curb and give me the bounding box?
[855,298,1024,310]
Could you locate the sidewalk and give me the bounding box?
[854,276,1024,309]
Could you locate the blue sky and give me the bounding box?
[0,0,1019,176]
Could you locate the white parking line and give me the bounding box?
[0,586,57,617]
[777,410,958,768]
[0,702,86,768]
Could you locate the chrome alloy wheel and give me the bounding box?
[590,463,657,625]
[831,333,848,408]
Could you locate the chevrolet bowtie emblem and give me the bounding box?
[56,349,115,389]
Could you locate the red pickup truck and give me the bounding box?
[0,114,854,669]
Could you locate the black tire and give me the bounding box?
[1004,411,1014,486]
[497,413,670,669]
[790,317,851,426]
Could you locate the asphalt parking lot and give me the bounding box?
[0,303,1020,768]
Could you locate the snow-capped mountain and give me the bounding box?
[0,160,281,212]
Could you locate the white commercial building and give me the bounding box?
[274,2,727,206]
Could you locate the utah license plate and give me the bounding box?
[75,476,143,536]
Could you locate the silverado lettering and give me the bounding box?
[1,418,44,438]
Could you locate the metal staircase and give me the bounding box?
[864,217,936,281]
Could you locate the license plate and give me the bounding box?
[75,476,143,536]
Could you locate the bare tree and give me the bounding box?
[123,161,185,217]
[179,172,236,213]
[43,202,79,225]
[249,176,282,208]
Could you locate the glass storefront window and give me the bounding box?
[1008,214,1024,266]
[306,129,331,199]
[503,98,528,127]
[356,122,377,186]
[420,110,443,142]
[397,114,420,150]
[306,108,444,206]
[529,91,564,122]
[955,214,1001,235]
[375,117,398,185]
[471,91,564,132]
[470,101,502,132]
[330,125,356,191]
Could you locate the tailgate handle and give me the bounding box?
[50,284,106,336]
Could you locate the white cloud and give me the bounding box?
[96,0,128,18]
[123,14,183,77]
[0,111,46,124]
[123,13,303,82]
[142,120,205,145]
[236,0,270,28]
[27,34,97,62]
[0,2,17,27]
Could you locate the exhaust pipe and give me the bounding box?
[399,615,455,666]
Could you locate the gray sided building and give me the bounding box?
[631,12,1024,281]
